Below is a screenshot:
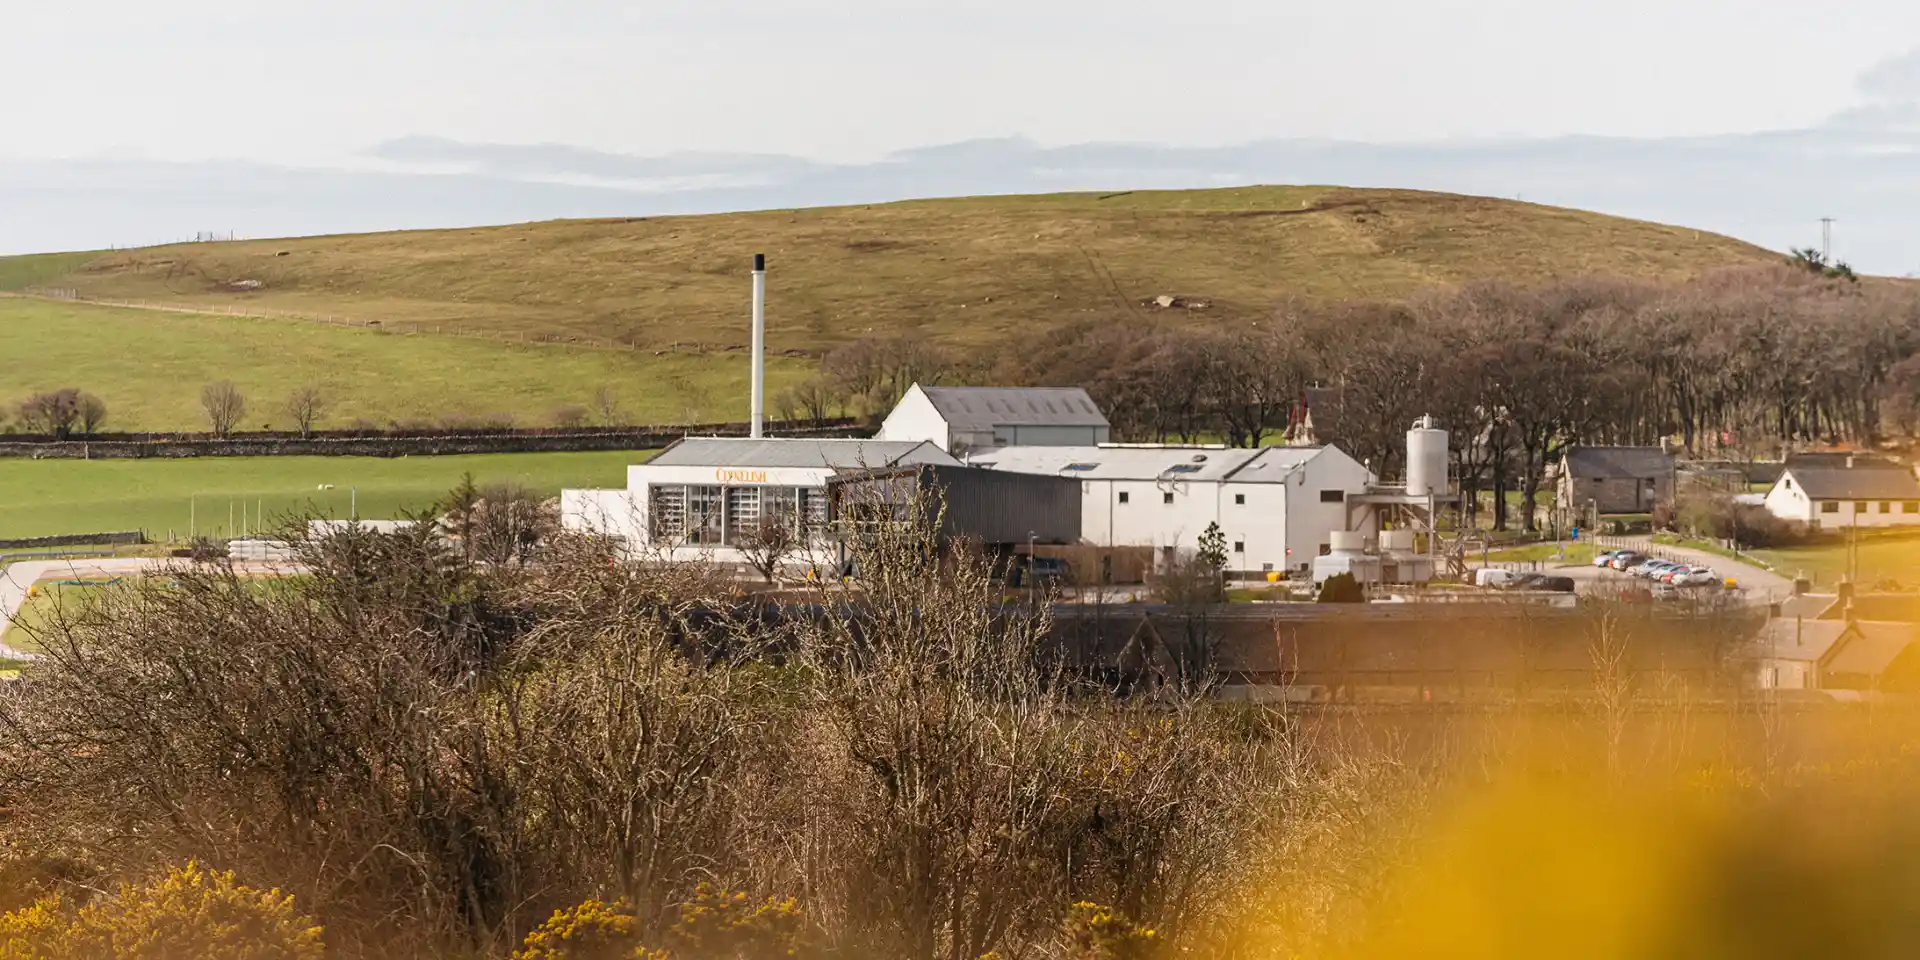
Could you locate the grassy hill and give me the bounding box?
[0,299,810,432]
[2,186,1776,362]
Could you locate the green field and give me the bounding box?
[1748,535,1920,586]
[0,299,810,432]
[0,451,646,540]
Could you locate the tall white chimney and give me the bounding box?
[750,253,766,439]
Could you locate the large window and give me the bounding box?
[650,486,686,540]
[800,488,829,530]
[1821,502,1840,514]
[724,488,762,545]
[686,486,724,545]
[1906,502,1919,515]
[652,484,828,545]
[1320,490,1345,503]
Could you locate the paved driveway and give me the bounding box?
[0,558,171,659]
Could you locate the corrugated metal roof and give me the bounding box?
[920,386,1110,430]
[1562,446,1674,480]
[645,437,959,470]
[969,445,1323,483]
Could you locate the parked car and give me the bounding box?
[1013,556,1072,587]
[1636,560,1679,580]
[1475,568,1522,588]
[1593,550,1626,568]
[1609,552,1648,571]
[1677,567,1721,587]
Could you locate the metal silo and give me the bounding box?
[1405,415,1449,496]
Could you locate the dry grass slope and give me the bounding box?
[8,187,1776,358]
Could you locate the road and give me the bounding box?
[0,557,171,659]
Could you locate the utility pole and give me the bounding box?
[1821,217,1836,264]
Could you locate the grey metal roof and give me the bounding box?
[919,386,1110,431]
[968,445,1324,483]
[1781,456,1920,501]
[646,437,959,470]
[1561,446,1674,481]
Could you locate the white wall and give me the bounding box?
[1764,474,1816,523]
[1285,449,1378,574]
[1767,471,1920,528]
[1072,449,1375,574]
[1820,498,1920,528]
[561,489,645,546]
[876,385,950,450]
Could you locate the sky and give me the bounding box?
[5,0,1920,164]
[2,2,1919,269]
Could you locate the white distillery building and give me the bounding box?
[1763,454,1920,529]
[967,444,1377,575]
[877,384,1111,453]
[561,437,958,564]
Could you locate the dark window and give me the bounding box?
[1882,502,1894,513]
[1233,541,1245,553]
[1167,464,1203,475]
[1856,502,1868,513]
[1118,491,1129,504]
[1319,490,1345,503]
[1235,493,1246,505]
[1163,492,1175,504]
[1318,543,1332,556]
[1906,502,1919,514]
[1784,477,1794,491]
[1821,501,1840,514]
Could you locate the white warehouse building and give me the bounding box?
[968,444,1378,575]
[561,437,958,564]
[878,384,1111,453]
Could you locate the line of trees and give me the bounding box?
[814,262,1920,532]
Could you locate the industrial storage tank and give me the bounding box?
[1406,415,1450,496]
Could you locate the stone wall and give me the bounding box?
[0,420,862,460]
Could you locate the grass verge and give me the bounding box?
[0,450,648,539]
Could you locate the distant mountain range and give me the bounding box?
[7,117,1918,273]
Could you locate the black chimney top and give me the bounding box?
[754,253,766,271]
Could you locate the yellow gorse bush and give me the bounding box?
[513,886,806,960]
[1063,902,1158,960]
[0,862,323,960]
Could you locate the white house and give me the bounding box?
[1763,454,1920,529]
[877,384,1111,453]
[560,437,958,566]
[967,444,1377,575]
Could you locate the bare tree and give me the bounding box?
[735,509,803,583]
[201,381,246,436]
[550,405,591,430]
[17,388,84,438]
[593,385,621,427]
[283,385,328,438]
[77,392,108,435]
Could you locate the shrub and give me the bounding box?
[0,862,324,960]
[511,888,806,960]
[514,899,642,960]
[1063,902,1159,960]
[1316,572,1364,604]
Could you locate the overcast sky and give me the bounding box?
[6,0,1920,166]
